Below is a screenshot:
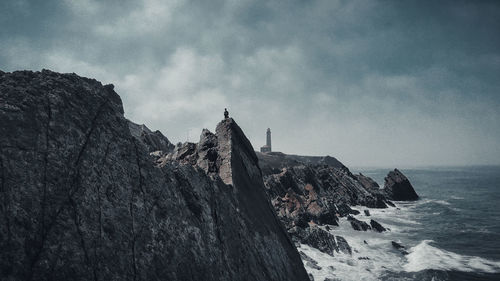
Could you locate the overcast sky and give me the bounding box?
[1,0,499,167]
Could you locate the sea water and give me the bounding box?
[299,166,500,281]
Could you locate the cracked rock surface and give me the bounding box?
[0,70,308,281]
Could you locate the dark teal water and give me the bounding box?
[355,166,500,281]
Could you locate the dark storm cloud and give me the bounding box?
[1,0,499,166]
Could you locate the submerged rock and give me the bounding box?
[383,169,419,201]
[0,70,309,281]
[347,215,371,231]
[392,241,409,255]
[370,219,386,232]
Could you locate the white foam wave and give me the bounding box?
[433,200,451,206]
[300,219,410,281]
[350,205,421,229]
[404,240,500,273]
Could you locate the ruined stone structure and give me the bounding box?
[260,128,272,153]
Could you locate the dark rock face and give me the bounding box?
[347,215,371,231]
[0,70,308,281]
[335,235,352,255]
[370,219,386,232]
[128,120,174,154]
[256,151,418,262]
[293,227,351,256]
[392,241,405,250]
[383,169,419,201]
[355,173,380,190]
[260,158,387,233]
[391,241,409,255]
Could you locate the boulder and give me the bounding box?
[383,169,419,201]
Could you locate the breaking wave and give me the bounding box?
[404,240,500,273]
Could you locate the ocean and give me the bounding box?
[299,166,500,281]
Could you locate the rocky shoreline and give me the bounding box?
[0,70,419,281]
[255,150,419,268]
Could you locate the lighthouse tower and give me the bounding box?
[260,128,272,153]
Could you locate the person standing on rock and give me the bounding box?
[224,108,229,119]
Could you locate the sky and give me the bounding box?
[1,0,499,167]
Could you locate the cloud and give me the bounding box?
[1,0,499,166]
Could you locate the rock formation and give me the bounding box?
[0,70,309,281]
[383,169,419,201]
[256,152,419,255]
[370,219,386,232]
[347,215,371,231]
[257,152,390,232]
[128,120,175,154]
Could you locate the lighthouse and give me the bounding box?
[260,128,272,153]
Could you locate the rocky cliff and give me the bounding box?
[256,151,418,257]
[0,70,309,281]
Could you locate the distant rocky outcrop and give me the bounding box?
[0,70,309,281]
[383,169,419,201]
[256,152,418,258]
[257,152,390,232]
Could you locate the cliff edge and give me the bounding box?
[0,70,308,281]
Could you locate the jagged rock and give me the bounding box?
[293,227,338,256]
[392,241,405,249]
[355,173,380,190]
[336,203,360,216]
[0,70,309,281]
[261,158,387,210]
[128,120,174,154]
[391,241,409,255]
[293,226,351,257]
[347,215,371,231]
[254,144,421,262]
[335,235,352,255]
[370,219,386,232]
[383,169,419,201]
[258,152,390,238]
[299,252,322,270]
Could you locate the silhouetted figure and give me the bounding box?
[224,108,229,119]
